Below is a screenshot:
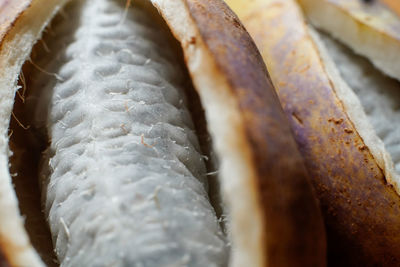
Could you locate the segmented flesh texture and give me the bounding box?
[28,0,228,266]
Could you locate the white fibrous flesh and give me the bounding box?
[27,0,228,266]
[319,31,400,172]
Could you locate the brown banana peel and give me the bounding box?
[226,0,400,265]
[0,0,326,266]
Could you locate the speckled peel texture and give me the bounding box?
[318,32,400,173]
[27,0,228,266]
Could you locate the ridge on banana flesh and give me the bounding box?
[27,0,228,266]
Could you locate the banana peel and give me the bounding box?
[226,0,400,265]
[0,0,326,266]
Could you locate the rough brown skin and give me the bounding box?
[1,0,326,266]
[155,0,327,266]
[226,0,400,265]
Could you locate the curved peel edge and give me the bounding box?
[308,27,400,195]
[297,0,400,198]
[149,1,265,266]
[298,0,400,82]
[0,0,70,266]
[152,1,327,267]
